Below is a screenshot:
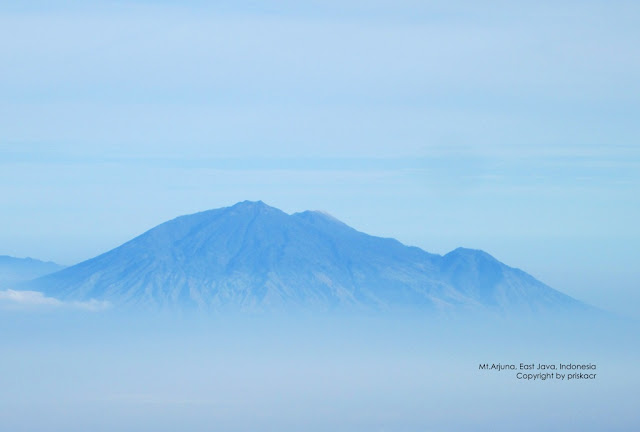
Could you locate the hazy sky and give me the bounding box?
[1,1,639,316]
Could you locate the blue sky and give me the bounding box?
[1,1,639,316]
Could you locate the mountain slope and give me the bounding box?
[26,201,587,313]
[440,248,579,312]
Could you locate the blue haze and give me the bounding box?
[0,1,639,319]
[2,3,640,431]
[1,310,638,432]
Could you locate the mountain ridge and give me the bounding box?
[23,201,588,314]
[0,255,65,288]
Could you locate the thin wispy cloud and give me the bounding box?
[0,289,110,311]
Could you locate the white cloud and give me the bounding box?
[0,289,110,311]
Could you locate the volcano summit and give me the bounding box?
[25,201,587,313]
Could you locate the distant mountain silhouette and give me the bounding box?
[25,201,587,313]
[0,255,65,288]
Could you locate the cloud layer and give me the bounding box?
[0,289,110,311]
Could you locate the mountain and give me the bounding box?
[25,201,587,313]
[0,256,65,288]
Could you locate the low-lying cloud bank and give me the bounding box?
[0,289,110,311]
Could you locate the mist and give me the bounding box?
[2,309,637,432]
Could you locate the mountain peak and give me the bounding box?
[233,199,267,207]
[229,200,274,211]
[25,202,587,314]
[445,247,499,262]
